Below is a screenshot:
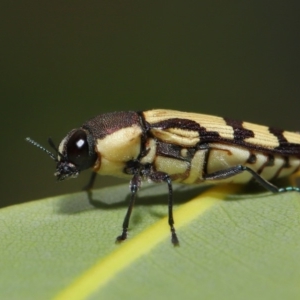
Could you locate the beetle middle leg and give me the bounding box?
[121,159,180,245]
[83,171,97,191]
[148,171,179,246]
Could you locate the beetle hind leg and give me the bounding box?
[204,165,300,193]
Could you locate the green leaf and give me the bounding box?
[1,183,300,300]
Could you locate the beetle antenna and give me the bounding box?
[26,137,57,161]
[48,137,65,160]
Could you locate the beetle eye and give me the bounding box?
[65,130,96,170]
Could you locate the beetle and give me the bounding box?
[26,109,300,245]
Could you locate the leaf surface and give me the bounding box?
[1,183,300,300]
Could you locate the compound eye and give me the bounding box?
[66,130,95,170]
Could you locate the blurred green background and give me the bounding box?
[1,1,300,207]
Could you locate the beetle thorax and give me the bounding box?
[95,125,143,176]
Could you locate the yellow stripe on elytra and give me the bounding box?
[243,122,280,148]
[53,185,240,300]
[283,131,300,144]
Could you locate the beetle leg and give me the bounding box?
[149,171,179,246]
[204,165,300,193]
[83,171,97,191]
[116,173,141,243]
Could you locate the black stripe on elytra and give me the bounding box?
[146,116,300,156]
[269,127,300,155]
[148,118,201,131]
[147,118,221,140]
[224,118,254,142]
[269,127,288,144]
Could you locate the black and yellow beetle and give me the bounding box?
[26,109,300,245]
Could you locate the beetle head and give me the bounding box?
[26,129,97,181]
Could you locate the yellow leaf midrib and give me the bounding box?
[53,185,239,300]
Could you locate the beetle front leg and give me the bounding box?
[149,171,179,246]
[83,171,97,191]
[116,173,141,243]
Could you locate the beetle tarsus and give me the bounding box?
[116,232,128,243]
[171,228,180,246]
[117,174,139,244]
[278,186,300,193]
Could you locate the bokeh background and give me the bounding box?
[1,1,300,207]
